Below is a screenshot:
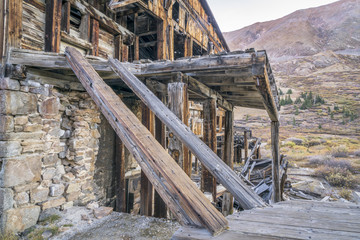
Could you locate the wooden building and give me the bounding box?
[0,0,280,235]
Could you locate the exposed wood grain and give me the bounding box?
[65,47,228,235]
[115,135,126,212]
[90,19,99,56]
[45,0,61,52]
[109,0,141,9]
[168,82,190,176]
[201,99,217,202]
[8,0,23,48]
[61,1,70,33]
[140,103,154,217]
[173,200,360,240]
[271,121,280,202]
[109,58,266,210]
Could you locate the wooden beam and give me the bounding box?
[115,135,126,212]
[45,0,62,52]
[157,20,166,60]
[254,65,279,122]
[114,35,122,61]
[244,131,249,161]
[186,75,232,111]
[168,82,191,177]
[61,0,71,33]
[90,19,99,56]
[65,47,228,234]
[201,99,217,202]
[184,37,193,57]
[109,58,266,210]
[109,0,141,9]
[140,103,155,216]
[223,110,234,215]
[271,121,281,203]
[154,92,168,218]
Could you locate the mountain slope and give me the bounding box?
[223,0,360,59]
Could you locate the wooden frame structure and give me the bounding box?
[0,0,282,235]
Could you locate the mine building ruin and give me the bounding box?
[2,1,354,239]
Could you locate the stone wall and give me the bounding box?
[0,77,102,232]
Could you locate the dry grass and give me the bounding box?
[0,232,18,240]
[331,145,349,158]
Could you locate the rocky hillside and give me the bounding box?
[223,0,360,60]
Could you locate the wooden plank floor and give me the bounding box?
[172,200,360,240]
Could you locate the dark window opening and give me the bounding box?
[193,41,207,56]
[174,31,185,59]
[139,33,157,60]
[70,6,82,29]
[172,1,180,23]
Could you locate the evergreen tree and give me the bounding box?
[295,106,299,115]
[287,89,293,94]
[331,111,334,120]
[279,88,284,95]
[294,97,302,104]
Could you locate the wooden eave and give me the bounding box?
[8,48,279,121]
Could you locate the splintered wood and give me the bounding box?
[109,58,266,210]
[64,47,228,235]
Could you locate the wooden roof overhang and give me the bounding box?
[8,49,279,121]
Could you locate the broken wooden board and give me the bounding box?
[64,47,228,235]
[109,58,266,210]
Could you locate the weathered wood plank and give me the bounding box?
[168,81,191,176]
[45,0,61,52]
[65,47,228,235]
[271,121,281,202]
[61,1,70,33]
[115,136,126,212]
[109,58,266,210]
[201,99,217,202]
[109,0,141,9]
[8,0,23,49]
[90,19,99,56]
[140,103,154,216]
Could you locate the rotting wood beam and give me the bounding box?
[65,47,228,235]
[109,58,266,210]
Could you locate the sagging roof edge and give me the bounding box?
[200,0,230,52]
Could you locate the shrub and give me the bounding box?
[279,88,284,95]
[294,106,299,115]
[294,97,302,104]
[338,189,352,201]
[315,165,358,188]
[0,232,18,240]
[331,145,349,158]
[334,104,340,111]
[287,89,293,94]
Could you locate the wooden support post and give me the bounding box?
[114,35,122,60]
[168,81,191,176]
[134,13,139,60]
[140,103,155,216]
[65,47,228,235]
[157,20,166,60]
[244,131,249,161]
[154,93,168,218]
[115,135,126,212]
[45,0,62,52]
[222,110,234,215]
[238,147,242,164]
[61,1,71,33]
[184,37,193,57]
[271,121,281,203]
[122,45,129,62]
[90,19,99,56]
[201,99,217,202]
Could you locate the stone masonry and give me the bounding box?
[0,77,101,232]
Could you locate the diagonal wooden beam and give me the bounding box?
[65,47,228,235]
[109,57,267,210]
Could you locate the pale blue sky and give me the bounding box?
[207,0,339,32]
